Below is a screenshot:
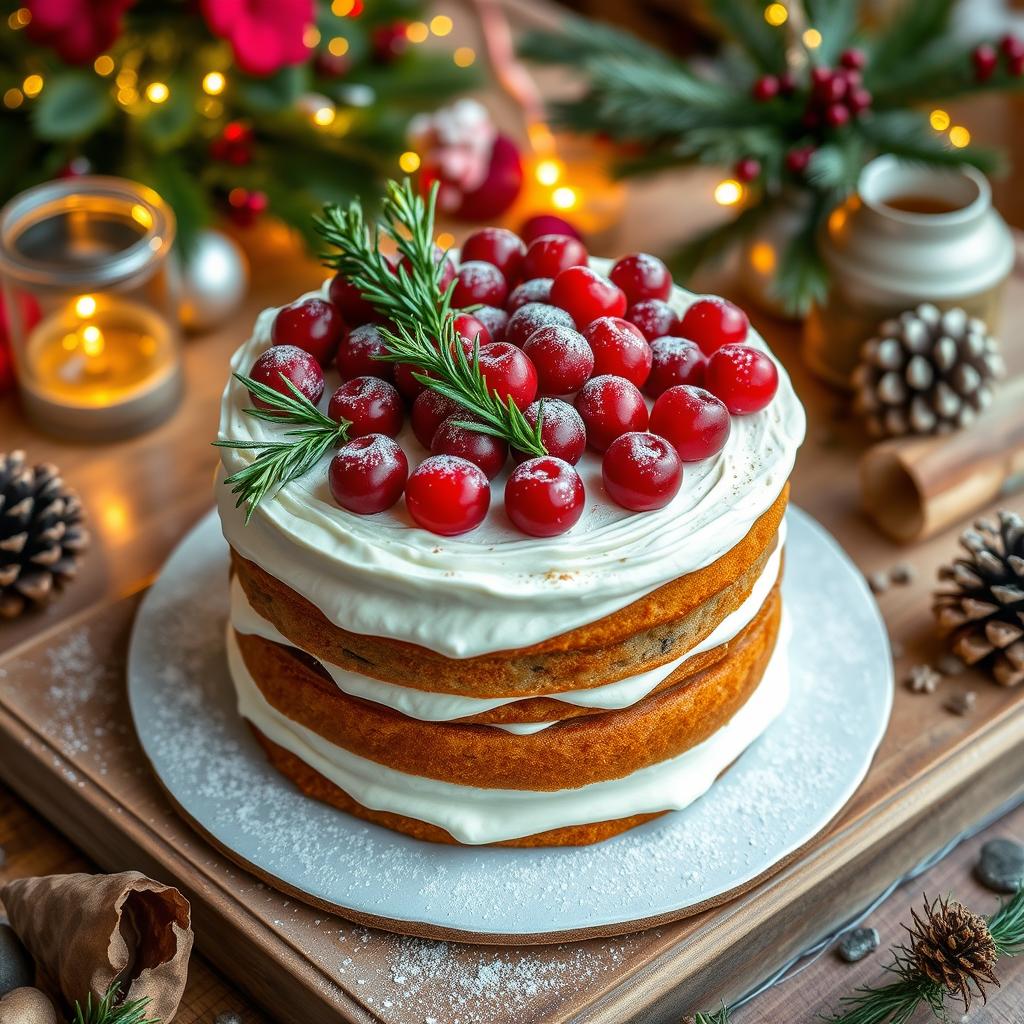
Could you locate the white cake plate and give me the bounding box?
[128,506,892,943]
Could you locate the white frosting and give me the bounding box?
[230,525,784,723]
[228,618,791,844]
[217,260,805,659]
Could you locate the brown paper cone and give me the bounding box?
[0,871,192,1021]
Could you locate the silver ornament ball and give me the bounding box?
[177,229,249,333]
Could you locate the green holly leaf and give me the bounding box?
[33,71,113,141]
[139,76,196,152]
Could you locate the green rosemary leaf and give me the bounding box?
[72,983,160,1024]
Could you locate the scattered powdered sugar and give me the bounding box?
[507,278,553,312]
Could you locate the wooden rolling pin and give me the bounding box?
[859,376,1024,543]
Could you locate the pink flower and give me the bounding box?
[201,0,314,77]
[27,0,134,65]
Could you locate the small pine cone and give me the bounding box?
[904,895,998,1011]
[933,512,1024,686]
[852,304,1004,438]
[0,451,90,619]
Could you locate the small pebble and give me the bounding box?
[976,838,1024,893]
[837,926,880,963]
[945,690,976,715]
[867,571,889,594]
[0,987,57,1024]
[889,563,916,585]
[906,664,941,694]
[937,654,965,676]
[0,925,33,997]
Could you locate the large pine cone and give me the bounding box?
[0,451,89,619]
[933,512,1024,686]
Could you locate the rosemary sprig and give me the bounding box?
[694,1006,732,1023]
[72,983,159,1024]
[213,372,350,523]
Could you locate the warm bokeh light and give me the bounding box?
[75,295,98,318]
[228,187,248,207]
[929,109,950,131]
[131,204,153,229]
[145,82,169,103]
[803,28,822,48]
[203,71,226,95]
[3,89,23,110]
[949,125,971,148]
[117,88,138,106]
[714,179,744,206]
[436,231,455,250]
[399,151,421,173]
[331,0,356,14]
[764,3,788,26]
[749,242,776,274]
[454,47,475,67]
[535,159,562,186]
[303,25,321,47]
[328,36,349,56]
[94,55,115,76]
[22,74,43,97]
[8,8,30,29]
[552,186,578,210]
[200,97,223,119]
[313,104,336,126]
[81,325,104,357]
[116,68,136,88]
[430,15,453,36]
[406,21,429,43]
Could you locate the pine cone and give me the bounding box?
[933,512,1024,687]
[904,895,998,1011]
[852,304,1004,438]
[0,451,89,620]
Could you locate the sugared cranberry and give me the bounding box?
[432,414,508,479]
[515,399,587,464]
[840,47,866,69]
[649,385,730,461]
[523,324,594,395]
[336,324,393,382]
[328,377,403,438]
[472,305,509,343]
[706,344,779,414]
[405,455,490,535]
[452,260,508,309]
[627,299,678,341]
[477,342,538,409]
[329,273,380,327]
[329,434,408,515]
[248,345,324,409]
[394,361,431,402]
[610,253,672,304]
[461,227,526,282]
[411,389,462,448]
[272,297,344,367]
[574,375,648,452]
[602,432,682,511]
[519,214,582,244]
[506,278,553,314]
[452,312,492,350]
[505,457,585,537]
[752,74,780,101]
[505,302,574,347]
[520,234,588,281]
[678,297,749,355]
[400,245,455,293]
[646,336,706,397]
[584,317,652,388]
[550,266,626,329]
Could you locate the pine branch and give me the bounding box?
[867,0,959,81]
[668,200,779,284]
[72,984,159,1024]
[702,0,787,75]
[804,0,860,66]
[855,111,1001,174]
[518,17,676,70]
[693,1005,732,1024]
[772,199,832,317]
[988,886,1024,958]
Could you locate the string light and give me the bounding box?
[453,47,475,67]
[748,242,776,274]
[331,0,355,14]
[94,55,115,76]
[116,68,136,88]
[436,231,455,250]
[803,28,822,48]
[74,296,97,318]
[145,82,169,103]
[430,15,453,36]
[328,36,349,56]
[399,151,421,172]
[7,8,30,29]
[535,159,562,186]
[714,179,744,206]
[313,104,336,126]
[117,88,138,106]
[930,109,950,131]
[552,186,578,210]
[764,3,788,26]
[406,21,429,43]
[22,74,43,97]
[200,97,223,118]
[949,125,971,148]
[303,25,321,48]
[203,71,226,95]
[3,89,23,110]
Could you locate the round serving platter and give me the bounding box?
[127,506,892,944]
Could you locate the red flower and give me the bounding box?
[27,0,134,65]
[201,0,314,77]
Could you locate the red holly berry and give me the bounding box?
[734,157,762,183]
[432,415,508,479]
[505,302,574,347]
[515,399,587,465]
[819,72,848,104]
[372,21,409,63]
[406,455,491,536]
[678,297,749,355]
[520,234,589,281]
[778,71,797,95]
[461,227,526,282]
[1011,53,1024,77]
[840,48,866,70]
[810,67,833,92]
[210,121,253,165]
[752,74,780,101]
[506,277,554,313]
[609,253,672,304]
[519,214,582,244]
[550,266,627,329]
[1001,34,1024,60]
[472,305,509,343]
[646,336,706,398]
[785,146,815,175]
[649,385,731,462]
[602,432,682,511]
[248,345,324,410]
[583,317,652,388]
[327,377,404,438]
[575,375,648,452]
[330,434,408,515]
[522,324,594,395]
[272,297,344,367]
[505,457,585,537]
[452,312,492,350]
[973,43,998,81]
[226,188,267,228]
[826,102,851,127]
[477,342,538,409]
[329,273,380,327]
[706,344,779,414]
[336,324,392,383]
[627,299,679,342]
[411,389,462,448]
[847,87,873,114]
[452,260,508,309]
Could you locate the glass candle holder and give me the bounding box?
[0,175,183,441]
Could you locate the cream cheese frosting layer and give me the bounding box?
[217,260,805,659]
[228,619,791,844]
[230,526,784,724]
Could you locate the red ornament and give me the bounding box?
[649,385,731,462]
[504,457,585,537]
[248,345,324,409]
[706,344,779,414]
[211,122,254,166]
[574,375,648,452]
[26,0,133,65]
[201,0,313,77]
[432,415,508,479]
[602,432,682,511]
[327,378,403,438]
[406,455,491,536]
[752,75,780,101]
[329,435,408,515]
[516,399,587,465]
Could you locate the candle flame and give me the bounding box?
[82,325,104,357]
[75,295,97,318]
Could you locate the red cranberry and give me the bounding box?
[602,432,682,511]
[847,87,873,114]
[840,47,866,69]
[610,253,672,304]
[461,227,526,282]
[574,375,648,452]
[329,434,408,515]
[515,399,587,464]
[507,278,553,313]
[272,297,344,367]
[400,245,455,293]
[650,385,730,461]
[1001,34,1024,59]
[1010,53,1024,76]
[734,157,762,183]
[627,299,678,341]
[810,66,833,93]
[520,234,588,281]
[452,260,508,309]
[752,74,779,101]
[826,102,850,128]
[329,273,379,327]
[519,214,582,244]
[328,377,403,438]
[477,342,538,409]
[584,317,652,388]
[405,455,490,535]
[785,146,814,175]
[550,265,626,329]
[394,361,432,402]
[336,324,393,382]
[411,389,462,448]
[646,336,706,397]
[523,325,594,395]
[706,344,779,414]
[678,297,749,355]
[505,457,585,537]
[973,43,998,81]
[452,312,492,350]
[505,302,574,347]
[472,305,509,343]
[248,345,324,409]
[432,414,508,479]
